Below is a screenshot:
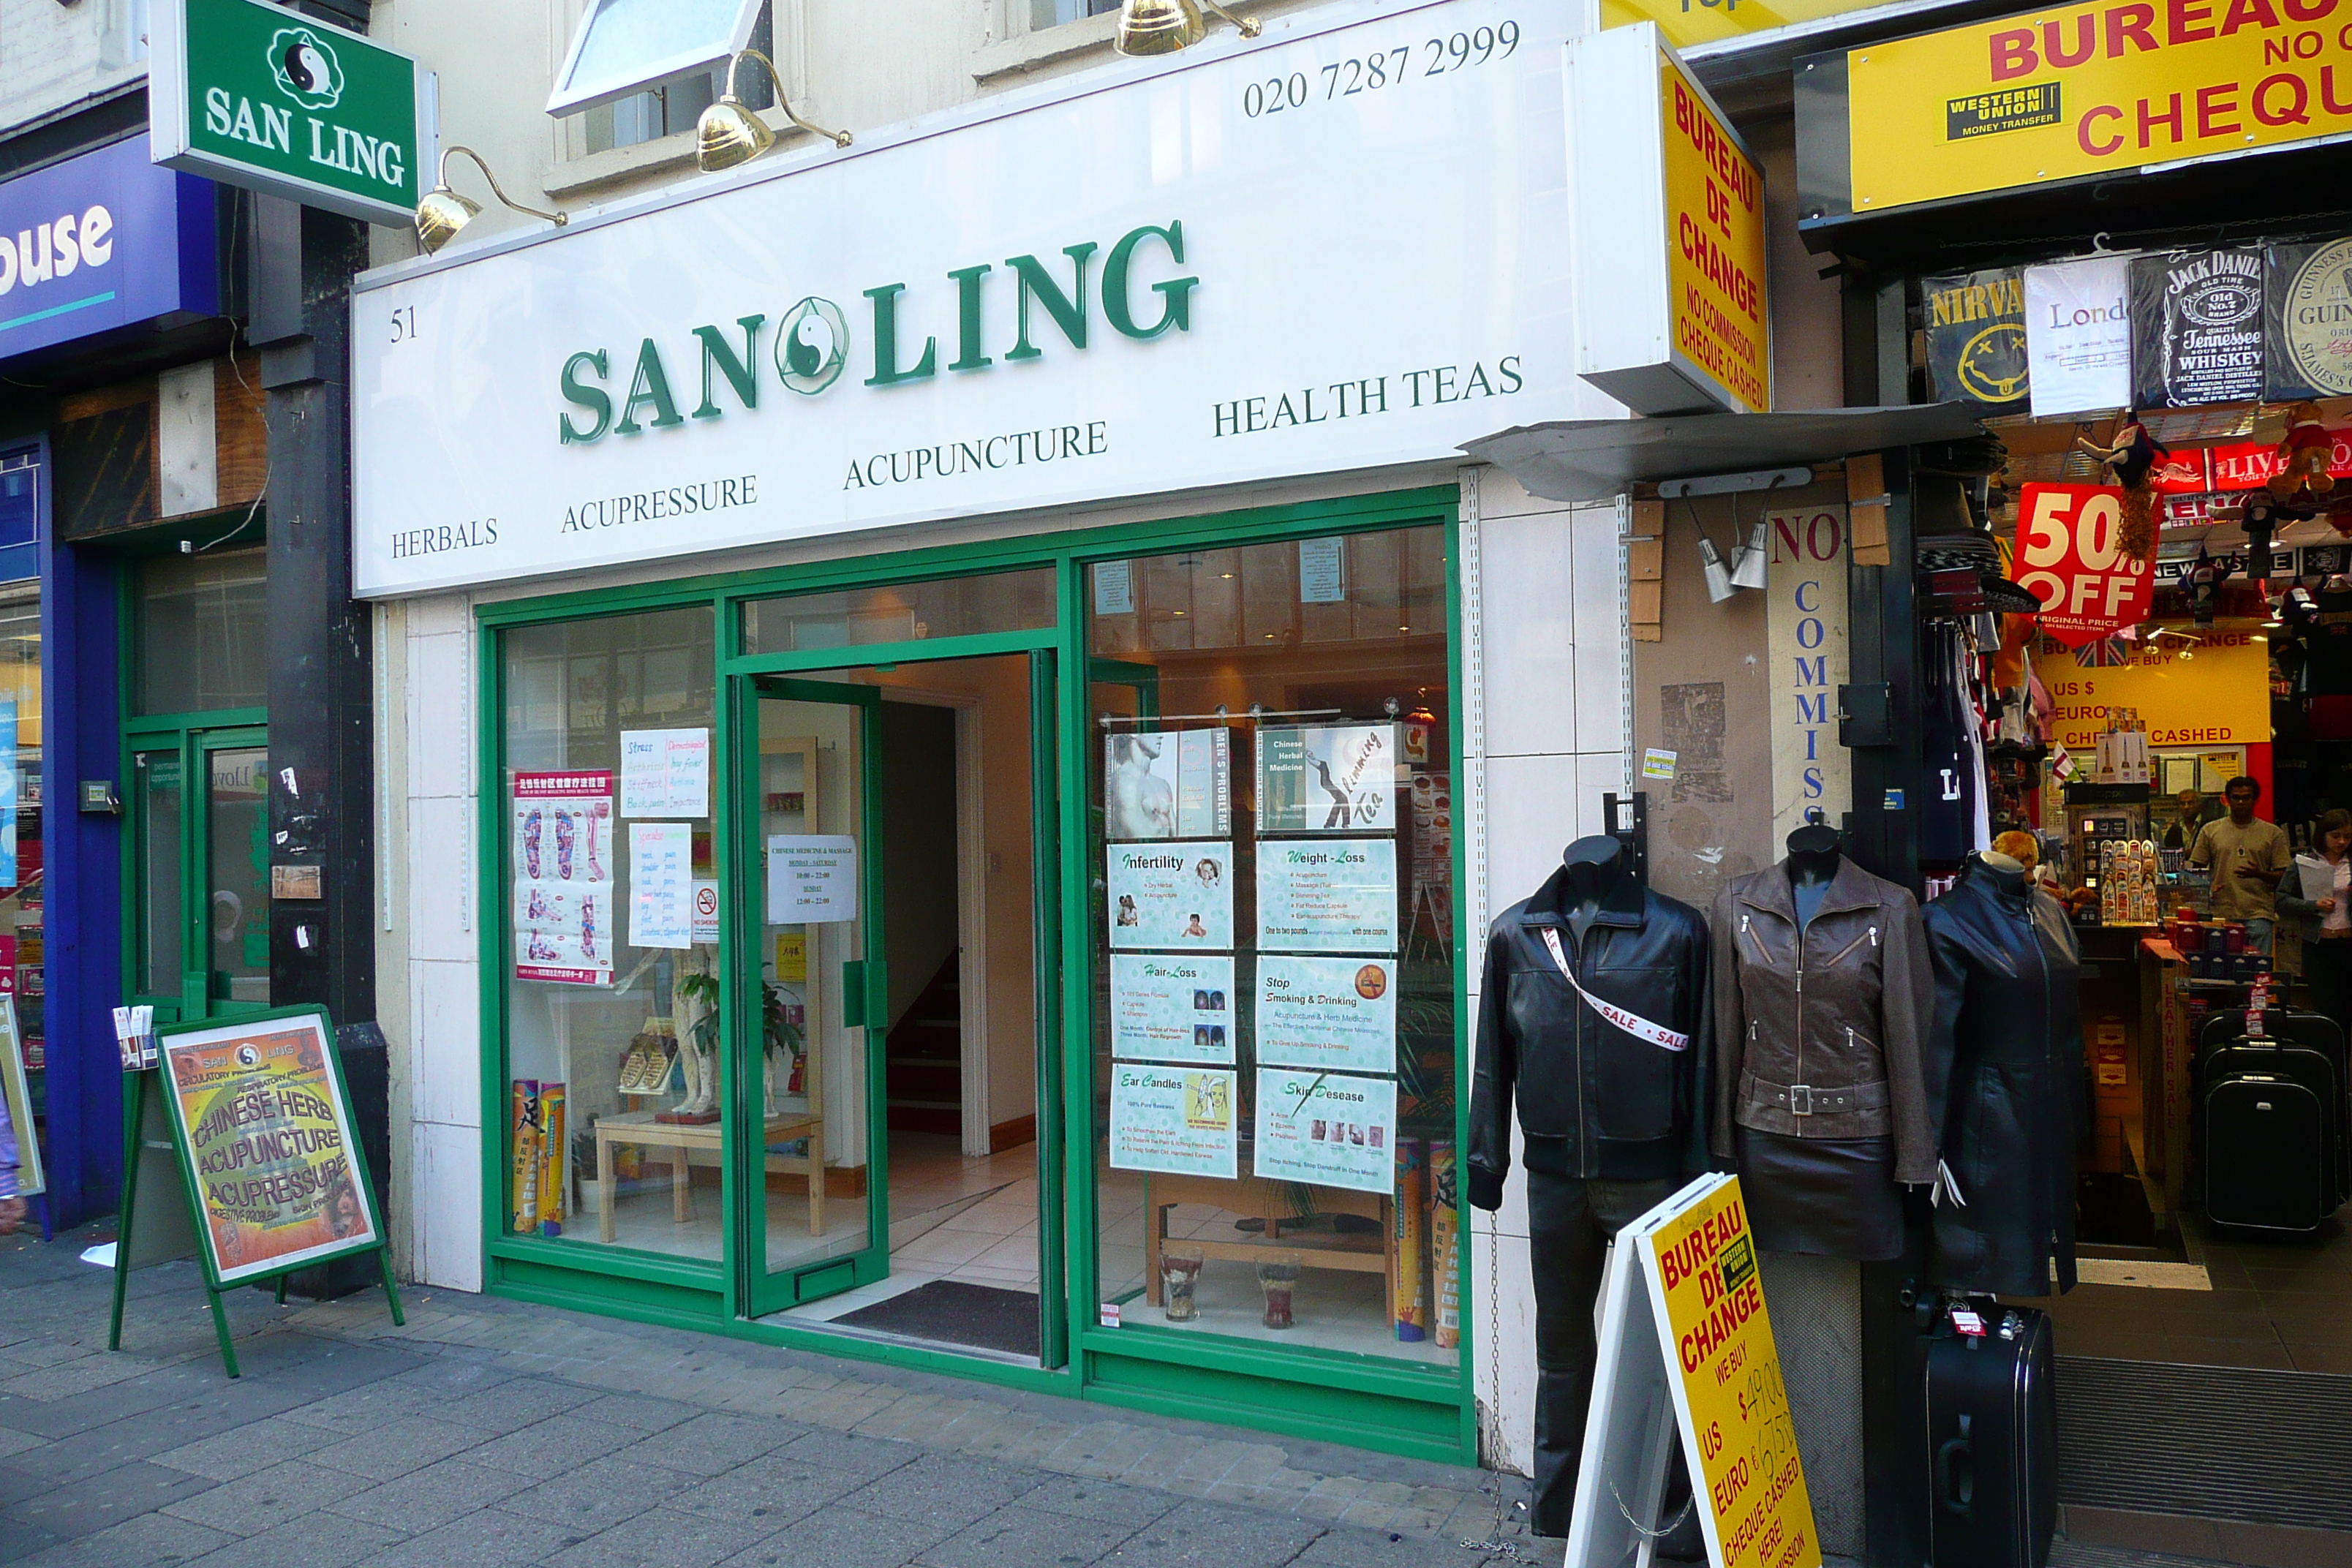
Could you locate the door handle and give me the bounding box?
[840,960,886,1029]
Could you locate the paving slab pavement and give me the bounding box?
[0,1223,1542,1567]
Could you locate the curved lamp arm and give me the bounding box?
[726,48,852,149]
[1205,2,1263,34]
[438,145,568,227]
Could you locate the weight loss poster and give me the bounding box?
[1109,1064,1238,1178]
[1111,954,1236,1064]
[1254,955,1395,1074]
[1107,843,1234,949]
[1256,838,1397,952]
[1252,1068,1397,1194]
[159,1014,381,1285]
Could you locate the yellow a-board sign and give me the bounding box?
[1567,1173,1820,1568]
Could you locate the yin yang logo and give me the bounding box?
[268,26,346,111]
[236,1044,260,1068]
[774,297,849,396]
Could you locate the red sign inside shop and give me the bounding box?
[2014,482,2156,647]
[2144,428,2352,497]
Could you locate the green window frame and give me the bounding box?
[471,485,1476,1465]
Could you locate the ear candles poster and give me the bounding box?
[1109,1064,1238,1178]
[513,772,615,985]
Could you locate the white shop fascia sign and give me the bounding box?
[349,0,1610,598]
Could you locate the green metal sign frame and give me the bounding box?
[108,1004,403,1377]
[148,0,431,227]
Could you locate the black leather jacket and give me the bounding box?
[1922,855,2086,1297]
[1469,867,1713,1209]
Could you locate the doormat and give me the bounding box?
[835,1279,1039,1358]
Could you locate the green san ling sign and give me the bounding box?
[151,0,427,228]
[554,221,1199,445]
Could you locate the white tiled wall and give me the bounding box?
[399,592,486,1292]
[1464,471,1629,1477]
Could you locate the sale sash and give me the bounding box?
[1539,927,1689,1053]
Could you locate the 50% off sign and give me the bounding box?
[2013,483,2155,649]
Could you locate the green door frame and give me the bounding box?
[473,486,1476,1463]
[121,715,270,1028]
[737,676,887,1319]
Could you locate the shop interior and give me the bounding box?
[1971,396,2352,1379]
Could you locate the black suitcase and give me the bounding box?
[2205,1072,2330,1233]
[2203,1037,2348,1208]
[1926,1305,2058,1568]
[2198,1006,2345,1058]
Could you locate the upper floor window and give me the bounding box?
[1030,0,1120,25]
[559,0,774,154]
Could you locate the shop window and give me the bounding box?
[551,0,763,118]
[500,606,718,1260]
[133,549,267,717]
[582,72,723,155]
[1085,526,1460,1365]
[0,451,38,584]
[0,589,42,1083]
[743,567,1056,653]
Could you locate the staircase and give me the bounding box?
[885,955,962,1136]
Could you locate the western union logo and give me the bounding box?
[1945,83,2061,140]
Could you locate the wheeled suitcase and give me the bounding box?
[2198,1006,2345,1058]
[2202,1040,2345,1208]
[1925,1304,2058,1568]
[2205,1072,2329,1233]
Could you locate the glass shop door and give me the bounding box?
[128,727,271,1026]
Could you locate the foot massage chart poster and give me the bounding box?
[513,772,616,985]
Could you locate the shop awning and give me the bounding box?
[1461,404,1986,504]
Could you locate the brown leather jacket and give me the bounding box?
[1709,858,1937,1183]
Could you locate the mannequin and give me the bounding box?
[1561,833,1626,945]
[1470,837,1711,1543]
[1711,822,1937,1261]
[1921,851,2084,1294]
[1785,818,1842,931]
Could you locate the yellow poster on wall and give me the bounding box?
[1844,3,2352,214]
[1642,1177,1820,1568]
[2040,630,2271,751]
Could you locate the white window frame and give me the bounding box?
[544,0,764,118]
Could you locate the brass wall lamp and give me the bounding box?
[415,146,568,255]
[696,48,852,173]
[1114,0,1262,56]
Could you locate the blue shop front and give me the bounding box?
[0,129,230,1231]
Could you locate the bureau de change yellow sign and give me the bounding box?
[2040,629,2272,751]
[1845,0,2352,213]
[1646,1177,1819,1568]
[1567,1174,1819,1568]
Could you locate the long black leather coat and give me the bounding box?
[1921,855,2085,1296]
[1469,866,1713,1209]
